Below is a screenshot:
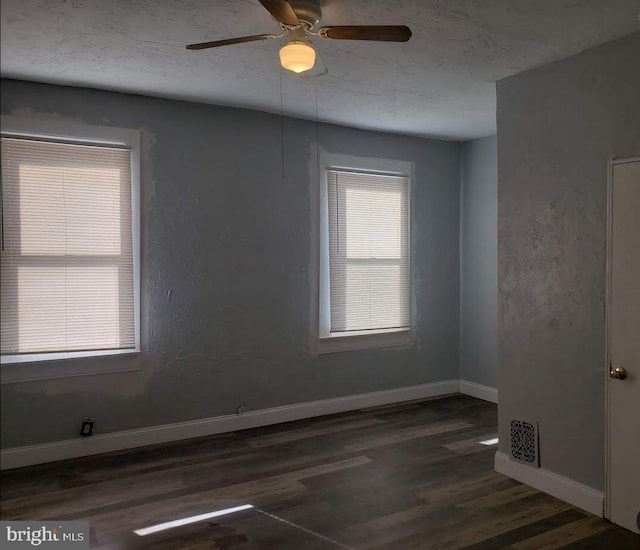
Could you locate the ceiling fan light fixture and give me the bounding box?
[279,40,316,73]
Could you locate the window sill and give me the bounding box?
[1,349,141,384]
[318,328,414,354]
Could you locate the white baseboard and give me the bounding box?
[494,451,603,517]
[459,379,498,403]
[1,379,459,470]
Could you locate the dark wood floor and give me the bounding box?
[1,395,638,549]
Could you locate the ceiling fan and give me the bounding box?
[186,0,412,75]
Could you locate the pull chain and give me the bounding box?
[280,68,285,180]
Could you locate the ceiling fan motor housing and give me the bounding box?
[289,0,322,28]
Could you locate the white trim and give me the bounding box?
[604,155,640,522]
[0,115,139,148]
[605,157,614,519]
[129,126,142,356]
[459,380,498,403]
[1,354,141,384]
[611,156,640,165]
[316,151,416,353]
[0,379,459,470]
[318,328,414,354]
[0,115,141,380]
[494,451,604,517]
[1,348,139,365]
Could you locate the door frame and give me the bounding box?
[604,155,640,520]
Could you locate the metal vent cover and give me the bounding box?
[510,419,540,467]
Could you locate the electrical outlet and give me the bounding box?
[81,418,94,437]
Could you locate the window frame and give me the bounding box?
[317,151,415,354]
[0,115,141,377]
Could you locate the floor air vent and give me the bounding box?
[510,419,539,467]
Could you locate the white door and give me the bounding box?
[607,157,640,534]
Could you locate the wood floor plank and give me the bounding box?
[245,416,384,448]
[458,483,539,510]
[343,420,473,452]
[459,509,588,550]
[562,526,640,549]
[508,516,612,550]
[1,395,635,549]
[366,495,572,550]
[443,435,499,455]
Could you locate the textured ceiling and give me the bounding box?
[1,1,638,140]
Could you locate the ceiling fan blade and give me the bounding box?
[258,0,300,27]
[186,34,274,50]
[318,25,412,42]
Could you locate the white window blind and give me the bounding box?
[0,136,135,356]
[327,169,410,333]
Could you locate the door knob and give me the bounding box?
[610,366,628,380]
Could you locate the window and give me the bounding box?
[1,118,140,366]
[319,165,412,352]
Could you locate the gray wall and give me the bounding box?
[460,135,498,388]
[497,32,640,490]
[0,79,461,449]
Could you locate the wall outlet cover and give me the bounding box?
[80,419,94,437]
